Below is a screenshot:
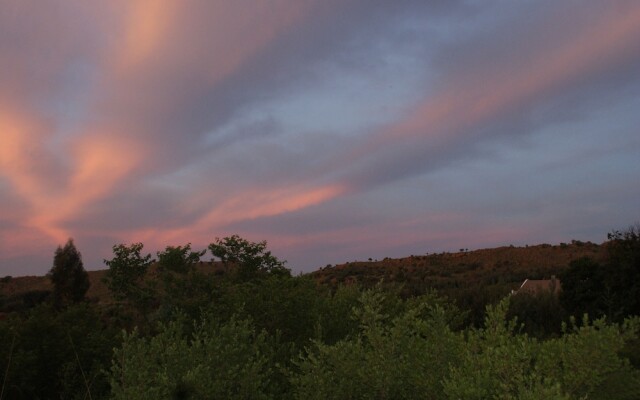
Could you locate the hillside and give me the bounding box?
[311,241,606,295]
[1,241,606,308]
[0,269,111,310]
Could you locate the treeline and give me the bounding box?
[0,229,639,399]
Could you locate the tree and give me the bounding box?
[155,244,206,316]
[209,235,289,281]
[559,257,609,319]
[606,224,640,318]
[607,224,640,268]
[103,243,154,314]
[558,226,640,322]
[0,303,118,399]
[48,239,90,306]
[157,244,204,275]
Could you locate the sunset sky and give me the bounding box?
[1,1,639,276]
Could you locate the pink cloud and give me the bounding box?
[113,0,179,71]
[101,1,316,112]
[1,1,638,275]
[122,183,347,251]
[0,110,50,204]
[1,1,321,247]
[85,0,640,263]
[0,121,144,244]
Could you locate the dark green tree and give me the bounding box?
[559,257,609,319]
[606,225,640,318]
[607,225,640,266]
[155,244,206,316]
[157,244,204,275]
[209,235,289,281]
[103,243,154,317]
[561,226,640,322]
[0,303,118,399]
[507,290,567,338]
[48,239,90,306]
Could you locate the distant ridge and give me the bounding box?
[310,241,606,294]
[1,241,606,305]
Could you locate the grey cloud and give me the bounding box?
[222,196,379,236]
[3,1,640,276]
[63,184,195,232]
[321,4,640,195]
[92,1,470,172]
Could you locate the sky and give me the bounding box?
[1,0,639,276]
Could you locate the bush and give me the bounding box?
[109,314,274,400]
[292,288,464,399]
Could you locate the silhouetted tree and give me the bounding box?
[157,244,204,275]
[209,235,289,281]
[559,257,608,319]
[104,243,152,300]
[155,244,206,317]
[48,239,90,306]
[561,226,640,321]
[103,243,155,321]
[606,225,640,318]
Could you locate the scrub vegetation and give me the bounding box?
[0,227,639,399]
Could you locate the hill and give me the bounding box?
[313,241,605,286]
[0,269,111,311]
[308,240,608,325]
[1,241,606,310]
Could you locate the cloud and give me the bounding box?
[123,182,347,252]
[1,1,639,274]
[329,1,640,192]
[94,1,318,163]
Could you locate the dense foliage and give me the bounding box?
[560,224,640,322]
[0,304,117,399]
[1,228,639,399]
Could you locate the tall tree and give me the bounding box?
[48,239,90,306]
